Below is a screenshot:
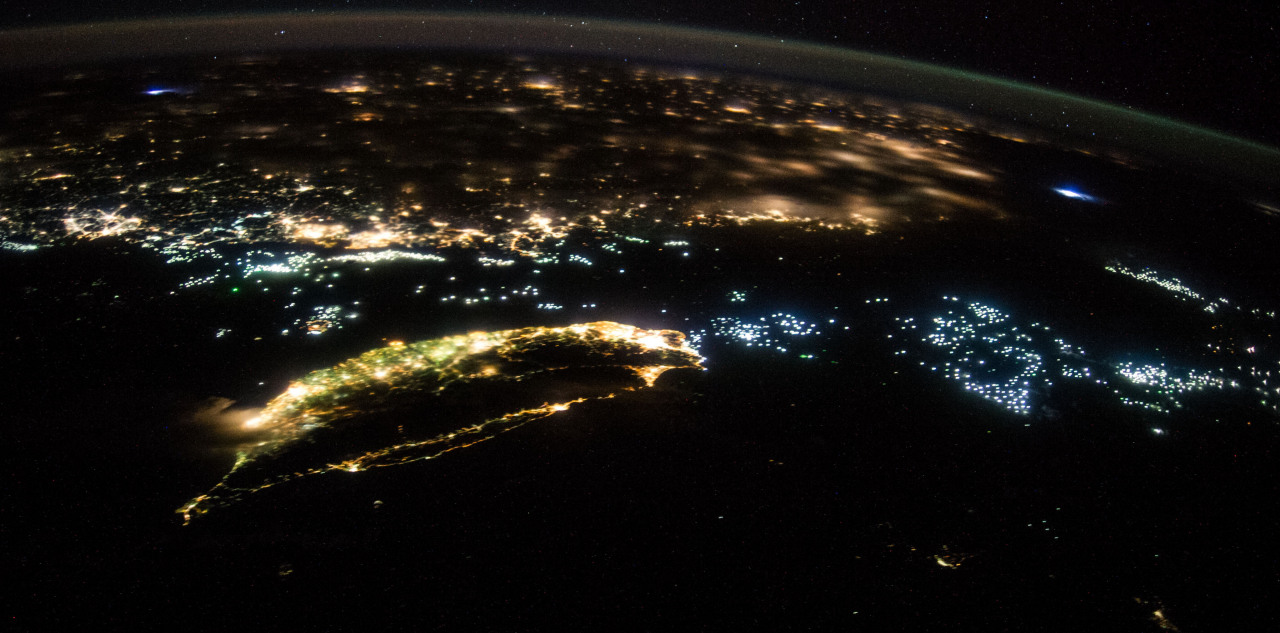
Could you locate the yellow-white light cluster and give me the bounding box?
[178,322,703,522]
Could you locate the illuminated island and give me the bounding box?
[4,15,1279,632]
[179,321,704,522]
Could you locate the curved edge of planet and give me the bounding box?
[1,12,1277,190]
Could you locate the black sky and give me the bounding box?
[2,2,1276,147]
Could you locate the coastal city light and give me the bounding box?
[1,47,1272,629]
[1,60,1004,266]
[178,322,704,522]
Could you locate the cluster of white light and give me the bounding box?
[327,250,445,265]
[537,303,564,311]
[174,248,447,292]
[239,251,319,276]
[294,304,359,335]
[1115,394,1168,413]
[1060,365,1094,379]
[1116,362,1222,392]
[179,274,221,289]
[567,254,593,266]
[900,290,1280,419]
[1,240,42,251]
[776,317,821,337]
[899,298,1098,417]
[1053,337,1085,356]
[710,320,767,343]
[153,243,224,264]
[1108,260,1280,416]
[439,284,542,307]
[1104,263,1202,301]
[1113,362,1224,411]
[728,290,748,302]
[247,249,444,275]
[477,256,516,267]
[1240,364,1280,415]
[690,312,824,357]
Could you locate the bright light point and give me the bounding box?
[636,333,672,350]
[1053,187,1098,202]
[522,77,558,90]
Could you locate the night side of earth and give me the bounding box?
[5,42,1279,631]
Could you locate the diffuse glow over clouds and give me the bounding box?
[5,12,1276,184]
[0,57,1007,263]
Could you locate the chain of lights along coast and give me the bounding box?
[5,50,1279,631]
[179,321,703,522]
